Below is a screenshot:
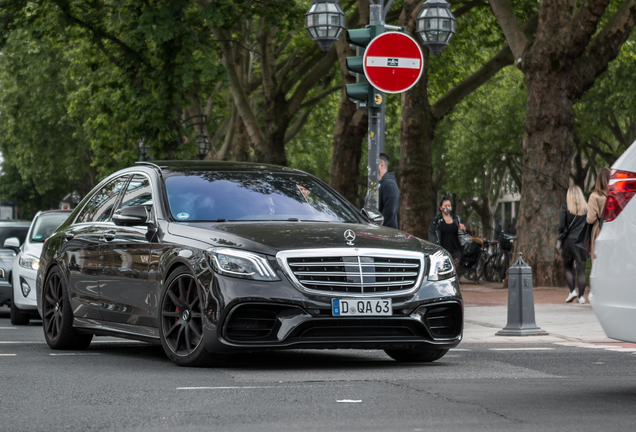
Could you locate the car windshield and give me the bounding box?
[31,213,71,243]
[165,172,359,223]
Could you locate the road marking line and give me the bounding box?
[49,353,101,356]
[490,348,555,351]
[0,354,17,356]
[0,341,44,344]
[337,400,362,403]
[0,327,17,329]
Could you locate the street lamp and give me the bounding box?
[195,132,212,160]
[136,138,150,161]
[416,0,456,55]
[304,0,346,52]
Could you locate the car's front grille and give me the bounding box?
[279,249,425,297]
[298,318,425,339]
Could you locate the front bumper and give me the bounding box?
[0,281,10,306]
[200,272,463,354]
[12,269,38,310]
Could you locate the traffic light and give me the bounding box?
[345,26,382,109]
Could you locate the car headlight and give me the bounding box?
[428,250,455,281]
[209,248,280,281]
[19,255,40,271]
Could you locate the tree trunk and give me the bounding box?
[399,69,438,239]
[514,69,573,286]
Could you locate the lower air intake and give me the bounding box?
[425,304,462,339]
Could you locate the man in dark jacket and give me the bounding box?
[378,152,399,229]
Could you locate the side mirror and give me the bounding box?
[361,207,385,225]
[113,205,151,227]
[3,237,21,253]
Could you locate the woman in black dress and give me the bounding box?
[559,185,590,304]
[428,196,466,267]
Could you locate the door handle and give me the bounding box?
[65,232,75,241]
[103,231,116,241]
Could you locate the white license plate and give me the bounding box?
[332,298,392,316]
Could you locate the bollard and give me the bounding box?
[496,253,548,336]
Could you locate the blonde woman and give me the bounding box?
[559,185,590,304]
[587,168,610,262]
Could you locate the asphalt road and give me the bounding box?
[1,307,635,432]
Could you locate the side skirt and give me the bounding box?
[73,317,161,345]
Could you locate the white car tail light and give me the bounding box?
[603,169,636,222]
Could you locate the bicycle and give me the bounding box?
[458,239,492,283]
[483,231,515,283]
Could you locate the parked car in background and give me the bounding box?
[10,210,72,325]
[590,140,636,343]
[0,221,32,308]
[37,161,462,366]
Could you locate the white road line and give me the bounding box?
[0,341,44,344]
[177,385,342,390]
[490,348,555,351]
[0,327,17,329]
[337,400,362,403]
[49,353,101,356]
[0,354,17,356]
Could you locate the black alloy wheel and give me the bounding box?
[159,267,225,367]
[42,267,93,350]
[384,348,449,362]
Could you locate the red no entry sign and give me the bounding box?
[363,32,424,94]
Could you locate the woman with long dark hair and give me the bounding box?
[587,167,610,263]
[559,185,589,304]
[428,196,466,267]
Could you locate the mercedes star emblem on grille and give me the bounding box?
[344,229,356,245]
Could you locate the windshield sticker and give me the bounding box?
[176,212,190,220]
[34,235,43,239]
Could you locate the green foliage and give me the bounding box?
[436,67,526,201]
[0,29,93,218]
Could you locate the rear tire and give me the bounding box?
[159,266,226,367]
[42,266,93,350]
[10,288,30,325]
[384,348,449,363]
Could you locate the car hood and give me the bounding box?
[167,221,439,256]
[22,242,44,259]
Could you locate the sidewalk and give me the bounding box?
[459,281,615,344]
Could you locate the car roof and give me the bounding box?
[135,160,305,175]
[0,220,31,226]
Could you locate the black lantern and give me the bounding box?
[136,138,150,161]
[305,0,346,52]
[416,0,456,55]
[195,132,211,160]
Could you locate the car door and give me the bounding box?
[65,176,129,320]
[99,174,153,326]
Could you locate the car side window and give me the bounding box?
[117,174,153,215]
[76,176,130,224]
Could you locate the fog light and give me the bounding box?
[20,277,31,298]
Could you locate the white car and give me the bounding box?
[590,140,636,342]
[10,210,71,325]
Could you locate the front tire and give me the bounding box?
[10,285,30,325]
[42,266,93,350]
[159,267,225,367]
[384,348,449,363]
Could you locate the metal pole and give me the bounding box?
[364,4,385,212]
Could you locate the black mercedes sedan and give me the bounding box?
[36,161,462,366]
